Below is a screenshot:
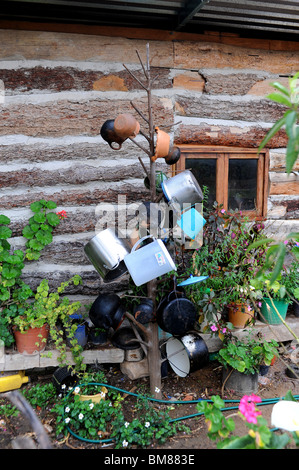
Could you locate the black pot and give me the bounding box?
[165,332,209,377]
[157,288,197,336]
[89,293,123,330]
[52,366,79,394]
[110,327,140,350]
[100,119,126,150]
[88,328,108,345]
[286,364,299,379]
[133,298,154,324]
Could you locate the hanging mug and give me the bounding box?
[100,119,126,150]
[114,113,140,139]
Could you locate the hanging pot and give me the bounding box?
[52,366,79,394]
[156,288,197,336]
[151,126,170,161]
[13,324,49,356]
[165,332,209,378]
[165,145,181,165]
[84,228,132,283]
[111,327,141,350]
[89,293,125,330]
[114,113,140,139]
[161,170,203,210]
[100,119,126,150]
[124,235,176,287]
[133,298,155,324]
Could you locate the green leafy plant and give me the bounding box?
[197,391,299,449]
[22,382,57,410]
[22,200,62,261]
[217,330,279,375]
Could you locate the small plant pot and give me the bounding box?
[65,314,87,348]
[227,302,254,329]
[79,386,108,403]
[13,324,49,356]
[222,367,259,395]
[52,366,79,394]
[259,298,289,325]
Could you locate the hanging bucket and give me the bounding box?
[165,332,209,377]
[177,207,206,239]
[84,228,131,283]
[161,170,203,210]
[124,235,176,286]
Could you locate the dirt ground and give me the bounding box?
[0,340,298,452]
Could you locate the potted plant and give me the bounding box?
[11,275,84,368]
[281,260,299,317]
[186,203,267,329]
[217,329,279,395]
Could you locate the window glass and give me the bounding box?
[185,158,217,208]
[228,159,257,211]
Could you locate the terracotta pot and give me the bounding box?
[114,113,140,139]
[13,324,49,355]
[228,302,254,329]
[151,126,170,161]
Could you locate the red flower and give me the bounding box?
[57,210,67,220]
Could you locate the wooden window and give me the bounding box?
[176,146,269,218]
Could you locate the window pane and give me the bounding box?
[185,158,216,208]
[228,159,257,210]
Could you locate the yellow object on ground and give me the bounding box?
[0,371,29,392]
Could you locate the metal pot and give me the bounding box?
[89,293,125,330]
[133,298,155,324]
[84,228,131,283]
[166,332,209,377]
[161,170,203,209]
[156,288,197,336]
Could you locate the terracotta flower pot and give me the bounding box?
[13,324,49,355]
[151,126,170,161]
[228,302,254,329]
[114,113,140,139]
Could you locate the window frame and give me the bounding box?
[175,145,269,219]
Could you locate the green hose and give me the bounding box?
[63,382,299,445]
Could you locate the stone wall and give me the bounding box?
[0,28,298,304]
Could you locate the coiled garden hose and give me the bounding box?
[62,382,299,445]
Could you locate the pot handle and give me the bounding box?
[103,256,120,271]
[130,235,155,253]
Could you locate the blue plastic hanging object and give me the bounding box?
[178,275,209,287]
[177,207,206,239]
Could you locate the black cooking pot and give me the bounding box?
[133,298,154,324]
[89,293,125,330]
[111,327,140,350]
[157,288,197,336]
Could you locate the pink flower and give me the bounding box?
[221,328,227,334]
[57,210,67,219]
[220,209,226,214]
[239,395,262,424]
[247,305,252,312]
[210,325,218,332]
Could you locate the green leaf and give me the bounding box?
[30,201,43,213]
[46,201,57,210]
[270,81,291,98]
[33,212,46,224]
[46,212,60,227]
[258,116,286,152]
[35,230,53,245]
[266,92,292,108]
[0,215,11,225]
[0,226,12,240]
[269,243,286,285]
[28,239,44,251]
[22,225,34,239]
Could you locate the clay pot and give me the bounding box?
[228,302,254,329]
[100,119,126,150]
[151,126,170,161]
[114,113,140,139]
[13,324,49,355]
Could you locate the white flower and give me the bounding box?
[64,417,70,424]
[155,387,160,393]
[65,406,70,413]
[89,403,94,410]
[122,440,128,447]
[78,413,84,420]
[74,386,80,394]
[109,402,112,407]
[145,422,150,428]
[271,400,299,432]
[124,421,130,428]
[100,392,106,398]
[61,384,66,390]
